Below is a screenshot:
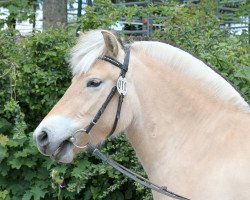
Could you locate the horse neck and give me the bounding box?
[126,51,245,184]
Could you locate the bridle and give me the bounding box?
[70,48,190,200]
[83,49,130,136]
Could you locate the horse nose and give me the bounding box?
[37,130,50,147]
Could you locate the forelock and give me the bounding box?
[70,30,106,75]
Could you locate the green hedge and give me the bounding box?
[0,1,249,200]
[0,28,151,200]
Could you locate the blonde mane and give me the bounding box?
[70,30,106,75]
[70,30,250,113]
[133,41,250,113]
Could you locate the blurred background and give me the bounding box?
[0,0,249,36]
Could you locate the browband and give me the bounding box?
[101,49,130,78]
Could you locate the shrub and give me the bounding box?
[0,28,72,200]
[151,1,250,98]
[0,28,151,200]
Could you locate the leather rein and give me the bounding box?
[70,48,190,200]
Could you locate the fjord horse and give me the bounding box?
[33,30,250,199]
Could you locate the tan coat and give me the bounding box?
[33,30,250,200]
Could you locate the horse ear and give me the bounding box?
[101,30,120,57]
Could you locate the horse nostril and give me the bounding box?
[37,130,49,147]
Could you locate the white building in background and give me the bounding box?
[0,4,42,35]
[0,2,80,35]
[16,5,43,35]
[0,1,249,36]
[0,7,8,30]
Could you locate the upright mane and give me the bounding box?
[70,30,250,113]
[132,41,250,113]
[70,30,106,75]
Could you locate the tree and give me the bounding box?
[0,0,36,29]
[43,0,67,29]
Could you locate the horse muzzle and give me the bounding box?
[33,115,79,163]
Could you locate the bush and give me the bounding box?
[151,1,250,98]
[0,28,151,200]
[0,28,73,200]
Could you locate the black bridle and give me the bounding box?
[83,49,130,136]
[70,48,190,200]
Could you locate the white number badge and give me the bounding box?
[117,76,127,95]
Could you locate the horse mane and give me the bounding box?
[70,30,106,75]
[70,30,250,113]
[133,41,250,113]
[70,30,124,75]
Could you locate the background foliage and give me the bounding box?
[0,1,249,200]
[0,26,150,200]
[0,0,36,28]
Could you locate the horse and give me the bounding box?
[33,30,250,200]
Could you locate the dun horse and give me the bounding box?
[33,30,250,200]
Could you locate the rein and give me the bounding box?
[70,49,190,200]
[87,143,190,200]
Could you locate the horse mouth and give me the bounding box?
[51,140,73,162]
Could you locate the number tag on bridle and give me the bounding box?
[117,76,127,95]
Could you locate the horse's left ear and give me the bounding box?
[101,30,121,57]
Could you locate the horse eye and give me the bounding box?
[87,79,102,88]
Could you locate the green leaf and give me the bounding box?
[235,67,250,81]
[9,158,22,169]
[125,189,133,199]
[114,191,124,200]
[0,190,9,199]
[0,146,8,163]
[31,185,46,200]
[0,134,9,146]
[22,192,32,200]
[0,118,12,134]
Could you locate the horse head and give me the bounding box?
[33,30,136,163]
